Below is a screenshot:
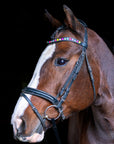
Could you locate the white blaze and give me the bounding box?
[28,43,56,88]
[11,44,56,142]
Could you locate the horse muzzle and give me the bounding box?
[13,120,45,143]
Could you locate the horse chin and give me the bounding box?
[18,131,45,143]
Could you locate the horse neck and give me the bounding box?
[88,29,114,98]
[86,29,114,143]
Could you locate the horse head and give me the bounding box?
[11,5,100,143]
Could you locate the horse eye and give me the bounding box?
[55,58,69,66]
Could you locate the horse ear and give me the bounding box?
[63,5,83,32]
[44,9,62,28]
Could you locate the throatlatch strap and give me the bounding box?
[85,54,96,100]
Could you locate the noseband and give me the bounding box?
[21,22,96,130]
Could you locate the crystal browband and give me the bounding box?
[47,37,82,45]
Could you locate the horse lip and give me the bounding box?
[17,136,28,142]
[16,130,44,143]
[18,131,45,143]
[16,122,44,142]
[15,132,28,142]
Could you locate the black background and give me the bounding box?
[8,1,113,144]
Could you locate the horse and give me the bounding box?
[11,5,114,144]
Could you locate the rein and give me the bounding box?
[20,22,96,143]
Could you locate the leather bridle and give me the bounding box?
[20,22,96,131]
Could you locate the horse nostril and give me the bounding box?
[16,118,23,130]
[16,117,26,135]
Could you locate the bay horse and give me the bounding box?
[11,5,114,144]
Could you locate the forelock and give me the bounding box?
[51,25,67,39]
